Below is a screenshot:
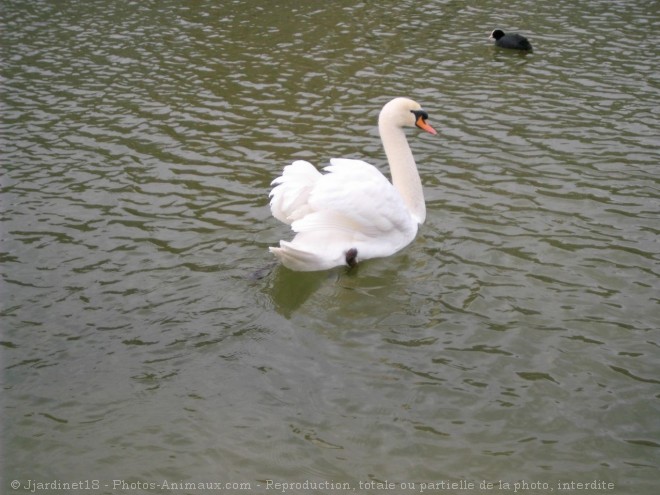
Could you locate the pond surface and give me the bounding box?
[2,0,659,493]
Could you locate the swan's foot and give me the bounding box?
[345,248,358,268]
[248,261,278,280]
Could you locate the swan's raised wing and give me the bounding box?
[269,160,322,224]
[290,158,417,248]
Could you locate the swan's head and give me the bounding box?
[379,97,437,135]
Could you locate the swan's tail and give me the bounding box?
[269,241,345,272]
[269,161,321,225]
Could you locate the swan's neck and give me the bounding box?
[379,121,426,224]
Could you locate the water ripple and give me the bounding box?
[2,0,659,490]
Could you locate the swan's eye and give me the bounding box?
[411,110,429,121]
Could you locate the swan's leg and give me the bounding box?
[345,248,358,268]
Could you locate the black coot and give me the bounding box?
[489,30,533,51]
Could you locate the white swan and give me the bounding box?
[268,97,436,271]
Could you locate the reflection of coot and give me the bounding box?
[489,30,533,52]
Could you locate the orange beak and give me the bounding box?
[415,115,437,135]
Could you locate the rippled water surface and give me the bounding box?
[2,0,659,493]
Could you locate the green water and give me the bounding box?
[2,0,659,493]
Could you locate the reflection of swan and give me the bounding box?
[265,267,328,318]
[268,97,436,272]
